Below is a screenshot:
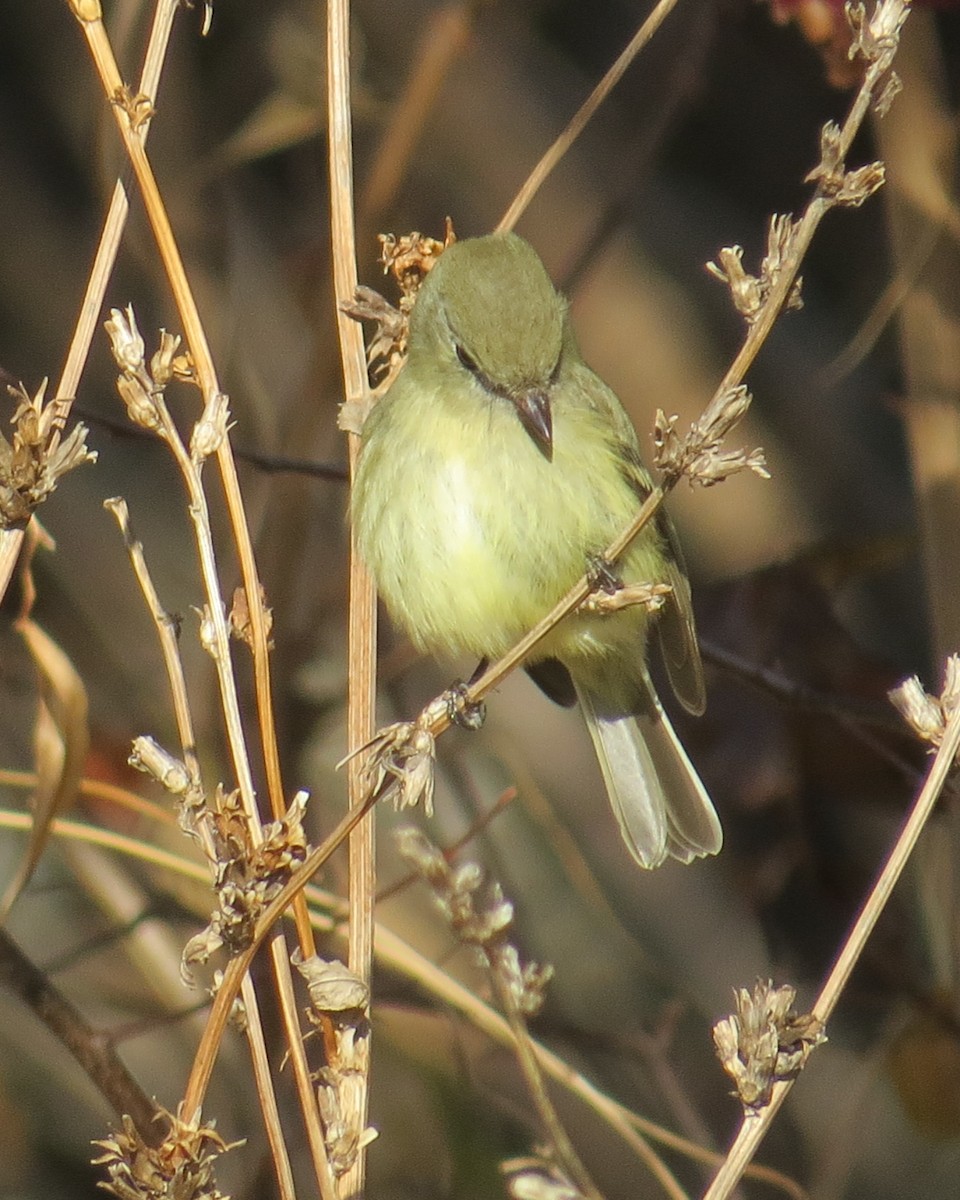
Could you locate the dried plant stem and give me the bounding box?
[0,800,808,1200]
[103,498,300,1198]
[0,0,179,605]
[0,768,179,826]
[704,701,960,1199]
[240,970,298,1200]
[489,954,605,1200]
[0,925,160,1141]
[69,5,333,1181]
[328,0,377,1191]
[72,0,319,950]
[269,934,340,1200]
[497,0,681,233]
[103,499,201,781]
[181,787,380,1119]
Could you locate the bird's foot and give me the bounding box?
[444,681,487,730]
[580,569,673,616]
[585,553,623,594]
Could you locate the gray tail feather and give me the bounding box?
[574,673,722,869]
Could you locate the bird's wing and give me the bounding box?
[655,509,706,716]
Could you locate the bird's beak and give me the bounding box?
[513,388,553,461]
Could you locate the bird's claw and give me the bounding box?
[444,681,487,730]
[586,553,622,594]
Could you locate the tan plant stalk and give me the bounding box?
[103,497,300,1200]
[497,0,682,233]
[65,0,334,1184]
[0,0,179,604]
[704,693,960,1198]
[327,0,378,1192]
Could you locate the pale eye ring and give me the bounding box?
[455,343,479,374]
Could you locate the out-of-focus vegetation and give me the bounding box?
[2,2,960,1198]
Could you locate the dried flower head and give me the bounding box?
[0,380,96,526]
[713,979,825,1111]
[294,950,370,1016]
[341,286,408,380]
[654,385,769,488]
[706,214,803,324]
[580,579,671,616]
[343,221,458,383]
[228,584,273,650]
[379,217,456,307]
[806,124,885,206]
[93,1107,240,1200]
[190,392,233,463]
[106,307,200,442]
[890,656,960,748]
[396,827,553,1014]
[129,735,192,796]
[116,375,162,433]
[182,790,308,980]
[112,84,155,132]
[348,719,437,814]
[315,1066,379,1178]
[106,306,147,375]
[847,0,909,67]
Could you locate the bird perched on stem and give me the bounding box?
[352,232,721,868]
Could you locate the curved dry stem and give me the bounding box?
[489,952,607,1200]
[70,5,329,1181]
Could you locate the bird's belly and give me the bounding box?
[371,444,656,666]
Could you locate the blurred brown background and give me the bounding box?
[2,1,960,1197]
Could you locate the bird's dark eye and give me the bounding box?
[455,344,479,374]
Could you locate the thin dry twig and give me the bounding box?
[66,2,334,1188]
[705,682,960,1197]
[0,0,180,606]
[497,0,682,233]
[102,496,299,1200]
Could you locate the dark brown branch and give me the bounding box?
[0,925,160,1144]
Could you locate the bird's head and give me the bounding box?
[408,233,566,460]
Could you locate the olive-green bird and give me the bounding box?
[352,232,721,868]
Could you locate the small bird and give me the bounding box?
[352,232,721,868]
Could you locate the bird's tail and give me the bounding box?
[574,672,722,869]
